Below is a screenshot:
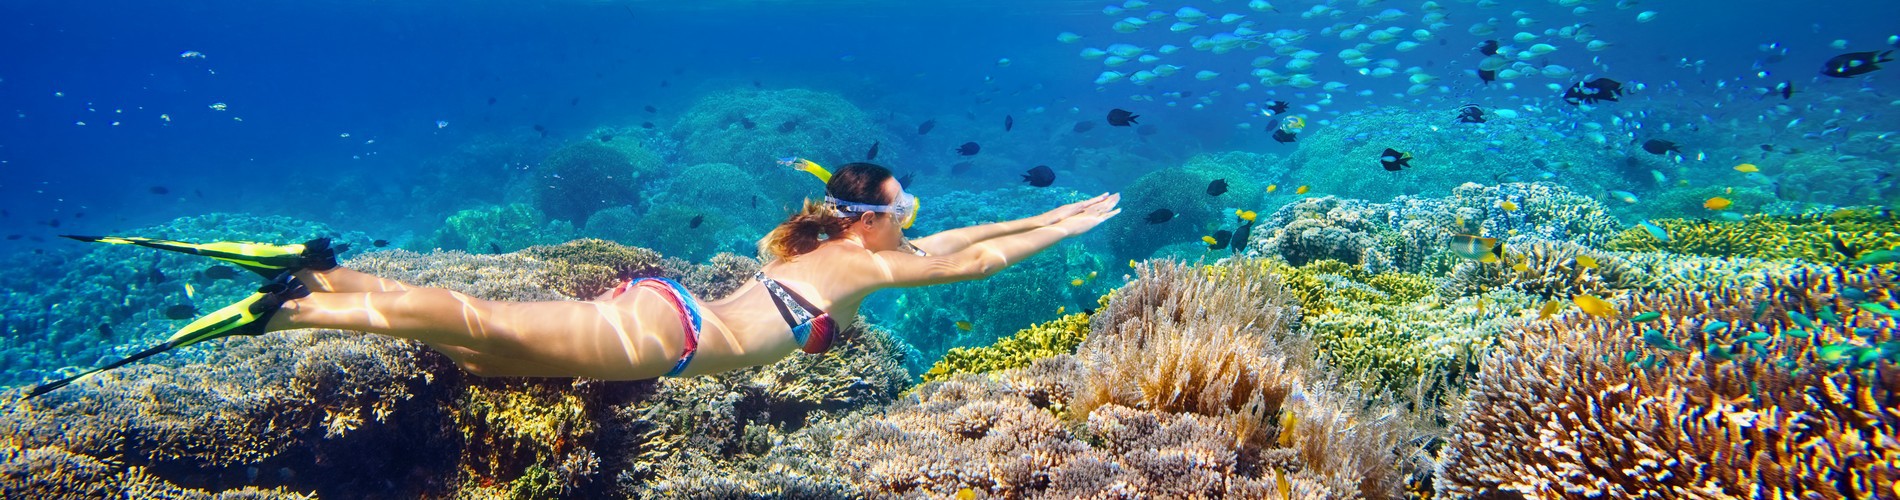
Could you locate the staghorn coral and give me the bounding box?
[921,312,1091,383]
[532,140,664,223]
[1440,238,1650,299]
[1437,267,1900,498]
[1604,209,1900,265]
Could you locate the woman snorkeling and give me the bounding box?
[28,162,1120,397]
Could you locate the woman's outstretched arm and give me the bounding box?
[855,193,1120,289]
[908,193,1111,255]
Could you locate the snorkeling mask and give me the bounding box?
[781,156,921,230]
[827,192,919,230]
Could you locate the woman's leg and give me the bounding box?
[262,283,685,380]
[297,267,415,293]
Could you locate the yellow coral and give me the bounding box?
[1605,210,1900,265]
[922,313,1091,383]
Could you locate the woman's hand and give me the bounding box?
[1032,193,1112,227]
[1054,193,1121,235]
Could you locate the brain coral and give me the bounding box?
[1102,166,1244,261]
[1437,267,1900,498]
[532,140,664,223]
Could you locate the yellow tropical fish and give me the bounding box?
[1733,163,1759,173]
[1056,306,1066,314]
[955,321,973,331]
[1497,200,1519,212]
[1537,300,1562,320]
[1202,235,1219,245]
[184,283,196,299]
[1573,294,1615,318]
[1512,261,1528,272]
[1266,184,1279,193]
[1576,254,1598,269]
[1296,185,1310,194]
[1277,410,1299,447]
[1128,259,1138,268]
[1088,271,1098,279]
[1449,234,1506,263]
[1476,296,1487,314]
[956,488,976,500]
[1704,196,1732,211]
[1237,209,1258,221]
[1071,278,1085,286]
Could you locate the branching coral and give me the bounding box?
[1437,267,1900,498]
[921,312,1091,383]
[1604,209,1900,265]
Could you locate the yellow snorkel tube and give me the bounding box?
[778,156,832,184]
[781,156,920,229]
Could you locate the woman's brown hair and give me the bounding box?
[759,163,894,261]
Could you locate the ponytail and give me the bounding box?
[760,199,856,261]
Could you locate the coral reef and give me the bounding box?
[0,214,367,388]
[1249,182,1622,273]
[1437,268,1900,498]
[838,260,1426,498]
[921,312,1091,383]
[670,88,888,206]
[1440,238,1649,299]
[1075,260,1418,495]
[2,330,459,498]
[4,235,913,498]
[1605,209,1900,265]
[610,323,911,497]
[420,203,576,254]
[531,140,664,223]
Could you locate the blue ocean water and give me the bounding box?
[3,0,1900,497]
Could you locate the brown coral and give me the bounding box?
[1437,268,1900,498]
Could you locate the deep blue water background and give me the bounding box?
[2,0,1896,252]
